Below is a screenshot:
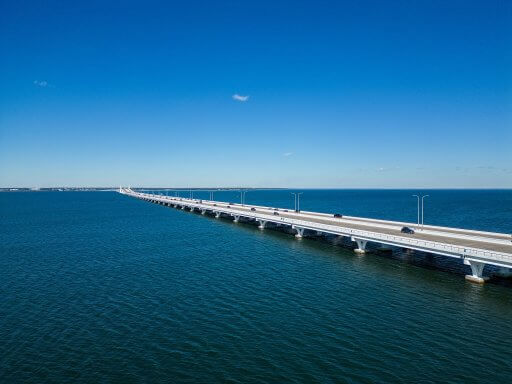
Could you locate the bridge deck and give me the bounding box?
[120,189,512,279]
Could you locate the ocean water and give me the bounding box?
[1,190,511,383]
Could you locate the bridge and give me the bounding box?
[119,188,512,284]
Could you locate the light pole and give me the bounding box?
[291,192,303,212]
[412,194,429,229]
[240,190,248,205]
[412,195,420,227]
[291,192,297,211]
[421,195,429,228]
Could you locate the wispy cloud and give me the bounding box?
[33,80,50,87]
[283,152,293,157]
[232,94,249,102]
[377,166,400,172]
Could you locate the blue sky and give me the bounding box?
[1,0,510,188]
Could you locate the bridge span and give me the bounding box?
[120,188,512,284]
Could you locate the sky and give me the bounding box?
[1,0,511,188]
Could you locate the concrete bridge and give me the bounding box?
[119,188,512,284]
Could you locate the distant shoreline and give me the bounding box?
[1,187,511,192]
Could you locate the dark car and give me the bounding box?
[251,208,256,212]
[401,226,415,234]
[273,212,279,216]
[213,204,217,206]
[284,210,288,212]
[227,205,231,208]
[229,202,234,205]
[274,208,279,211]
[334,213,343,218]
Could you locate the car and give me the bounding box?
[229,202,234,205]
[284,210,288,212]
[273,212,279,216]
[274,208,279,211]
[213,204,217,206]
[251,208,256,212]
[401,226,415,234]
[333,213,343,218]
[227,205,231,208]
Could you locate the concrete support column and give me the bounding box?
[294,227,305,238]
[201,209,206,215]
[352,238,367,254]
[181,205,185,210]
[215,211,221,218]
[258,220,267,229]
[464,259,489,283]
[233,215,240,223]
[189,207,195,212]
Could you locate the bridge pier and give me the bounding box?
[294,226,305,238]
[233,215,240,223]
[464,259,489,283]
[215,211,221,218]
[258,220,267,229]
[352,237,367,254]
[201,209,206,215]
[181,205,186,210]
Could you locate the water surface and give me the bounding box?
[1,190,511,383]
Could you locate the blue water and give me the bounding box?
[1,190,511,383]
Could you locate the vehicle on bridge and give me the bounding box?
[401,227,415,234]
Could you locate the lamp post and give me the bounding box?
[412,195,420,227]
[240,190,248,205]
[291,192,303,212]
[297,192,303,212]
[421,195,429,228]
[412,194,429,230]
